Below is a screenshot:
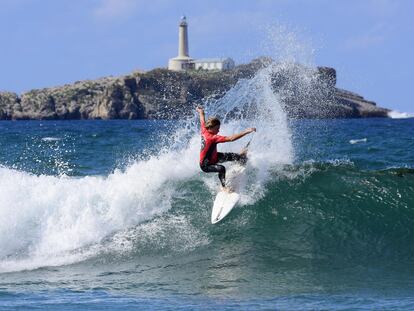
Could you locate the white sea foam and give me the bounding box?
[42,137,61,142]
[388,110,414,119]
[0,142,200,272]
[350,138,367,144]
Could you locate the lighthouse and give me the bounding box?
[178,16,189,57]
[168,16,235,72]
[168,16,194,71]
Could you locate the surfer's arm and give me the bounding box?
[224,128,256,142]
[196,106,205,126]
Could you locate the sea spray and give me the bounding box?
[201,64,295,201]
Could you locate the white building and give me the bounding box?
[193,58,235,71]
[168,17,235,71]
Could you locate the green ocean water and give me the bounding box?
[0,118,413,310]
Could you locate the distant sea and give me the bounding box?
[0,117,413,310]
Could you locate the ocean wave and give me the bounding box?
[0,141,199,272]
[100,162,414,265]
[0,63,294,273]
[1,155,413,273]
[388,110,414,119]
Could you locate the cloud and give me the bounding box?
[343,34,385,50]
[341,23,390,51]
[93,0,138,20]
[364,0,400,18]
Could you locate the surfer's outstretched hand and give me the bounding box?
[196,106,204,113]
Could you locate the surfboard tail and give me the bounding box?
[211,191,240,224]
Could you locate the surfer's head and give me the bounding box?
[205,117,220,134]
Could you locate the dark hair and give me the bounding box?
[205,117,220,129]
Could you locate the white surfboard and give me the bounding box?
[211,164,246,224]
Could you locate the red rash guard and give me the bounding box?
[199,120,227,165]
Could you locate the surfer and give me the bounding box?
[196,106,256,190]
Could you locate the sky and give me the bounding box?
[0,0,413,112]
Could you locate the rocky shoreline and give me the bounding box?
[0,58,390,120]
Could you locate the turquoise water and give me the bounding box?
[1,118,414,310]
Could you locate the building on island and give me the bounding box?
[193,58,235,71]
[168,16,235,72]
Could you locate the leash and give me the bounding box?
[244,132,255,150]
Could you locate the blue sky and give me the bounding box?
[0,0,413,112]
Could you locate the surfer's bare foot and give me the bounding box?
[221,186,233,193]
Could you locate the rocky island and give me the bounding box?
[0,58,390,120]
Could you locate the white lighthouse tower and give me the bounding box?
[168,16,194,71]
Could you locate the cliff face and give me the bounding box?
[0,59,389,120]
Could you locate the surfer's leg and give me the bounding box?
[200,163,226,187]
[217,152,247,165]
[217,167,226,187]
